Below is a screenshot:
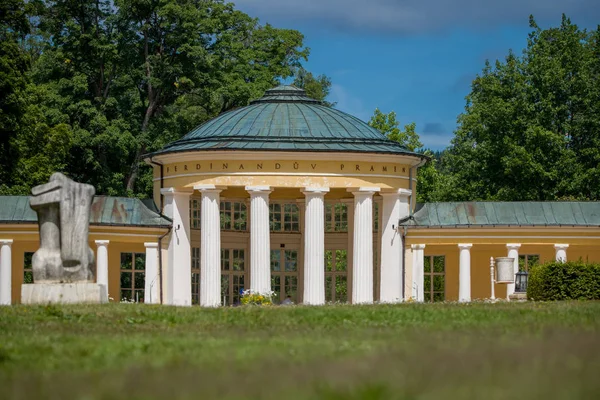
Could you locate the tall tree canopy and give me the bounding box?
[0,0,332,197]
[441,15,600,201]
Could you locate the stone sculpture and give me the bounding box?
[22,173,106,304]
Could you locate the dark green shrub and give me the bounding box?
[527,260,600,301]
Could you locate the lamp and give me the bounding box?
[515,270,528,293]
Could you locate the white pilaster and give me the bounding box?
[554,244,569,262]
[458,243,473,302]
[379,189,411,303]
[302,187,329,305]
[246,186,272,295]
[95,240,109,300]
[506,243,521,299]
[350,187,379,304]
[194,185,223,307]
[144,242,160,304]
[0,239,13,305]
[161,188,192,306]
[411,244,425,301]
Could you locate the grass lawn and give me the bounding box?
[1,301,599,399]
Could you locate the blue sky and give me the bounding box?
[234,0,599,150]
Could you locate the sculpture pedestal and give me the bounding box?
[21,283,108,304]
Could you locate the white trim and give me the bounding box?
[0,231,165,238]
[155,171,415,182]
[408,235,600,240]
[148,150,424,166]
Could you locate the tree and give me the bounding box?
[293,67,335,106]
[368,108,422,151]
[5,0,310,197]
[443,15,600,201]
[0,0,30,189]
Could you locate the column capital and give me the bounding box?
[161,187,193,196]
[411,244,426,250]
[348,187,381,195]
[193,184,226,193]
[95,240,110,246]
[245,185,272,194]
[554,244,569,250]
[302,187,329,195]
[506,243,521,250]
[458,243,473,249]
[0,239,13,246]
[144,242,159,248]
[380,188,412,198]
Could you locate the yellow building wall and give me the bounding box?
[4,225,167,304]
[411,229,600,301]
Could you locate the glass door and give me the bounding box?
[270,249,299,304]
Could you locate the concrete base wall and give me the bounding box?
[21,283,108,304]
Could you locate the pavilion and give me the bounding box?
[1,85,599,305]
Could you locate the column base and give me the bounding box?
[21,283,108,304]
[508,292,527,302]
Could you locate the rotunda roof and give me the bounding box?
[152,85,421,157]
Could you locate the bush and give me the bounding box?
[527,261,600,301]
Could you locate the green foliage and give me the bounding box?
[293,67,335,106]
[443,15,600,201]
[368,108,422,151]
[0,0,323,197]
[527,260,600,301]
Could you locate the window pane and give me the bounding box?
[221,249,230,271]
[433,275,445,292]
[134,254,145,270]
[134,272,145,289]
[233,249,245,271]
[270,250,281,271]
[433,256,445,273]
[120,253,132,270]
[285,250,297,271]
[325,250,333,272]
[134,290,144,303]
[433,292,445,302]
[285,275,298,302]
[424,291,432,303]
[335,250,347,272]
[24,271,34,284]
[221,275,230,306]
[423,274,431,293]
[335,276,348,303]
[121,289,132,301]
[271,275,281,304]
[528,255,540,269]
[325,276,333,302]
[121,272,132,289]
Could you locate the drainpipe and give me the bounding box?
[149,156,169,304]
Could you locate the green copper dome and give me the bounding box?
[153,85,419,156]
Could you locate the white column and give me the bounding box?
[195,185,222,307]
[506,243,521,299]
[458,243,473,302]
[351,187,379,304]
[0,239,13,305]
[411,244,425,301]
[95,240,109,300]
[144,242,160,304]
[302,187,329,305]
[161,188,192,306]
[379,189,411,303]
[554,244,569,262]
[246,186,272,295]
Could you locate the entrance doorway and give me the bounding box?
[270,248,299,304]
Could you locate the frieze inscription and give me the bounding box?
[164,162,407,175]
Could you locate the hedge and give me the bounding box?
[527,260,600,301]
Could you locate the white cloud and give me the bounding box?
[233,0,599,34]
